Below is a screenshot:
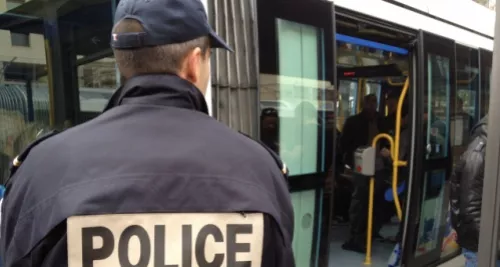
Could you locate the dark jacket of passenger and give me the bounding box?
[0,74,295,267]
[450,116,488,252]
[339,111,384,167]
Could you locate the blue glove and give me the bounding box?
[385,181,406,202]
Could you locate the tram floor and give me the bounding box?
[329,218,400,267]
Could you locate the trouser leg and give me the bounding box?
[348,175,369,245]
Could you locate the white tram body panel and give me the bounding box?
[201,0,495,112]
[334,0,494,50]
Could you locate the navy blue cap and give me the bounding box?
[112,0,232,52]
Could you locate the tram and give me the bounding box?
[256,0,494,266]
[0,0,495,266]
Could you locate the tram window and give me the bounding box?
[77,56,118,113]
[452,45,479,163]
[336,35,408,131]
[481,68,491,116]
[425,54,451,160]
[337,80,357,130]
[336,79,382,131]
[479,49,492,117]
[366,82,382,104]
[6,0,23,10]
[0,5,51,184]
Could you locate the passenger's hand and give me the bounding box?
[380,148,391,158]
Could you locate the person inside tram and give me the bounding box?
[341,93,389,253]
[377,92,409,227]
[450,97,474,146]
[450,115,496,267]
[423,97,448,159]
[381,90,400,136]
[381,100,411,244]
[260,107,279,153]
[456,97,474,130]
[339,94,383,168]
[333,122,350,224]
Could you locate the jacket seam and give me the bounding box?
[15,172,290,223]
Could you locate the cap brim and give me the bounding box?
[209,31,233,52]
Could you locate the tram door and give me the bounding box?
[256,0,336,266]
[402,30,455,267]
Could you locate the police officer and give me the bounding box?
[0,0,295,266]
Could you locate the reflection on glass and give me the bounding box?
[451,50,479,172]
[0,35,50,183]
[336,80,357,131]
[415,170,446,257]
[452,47,478,151]
[1,0,118,182]
[259,18,334,266]
[78,56,118,113]
[6,0,24,10]
[426,54,450,160]
[481,68,491,117]
[275,18,326,176]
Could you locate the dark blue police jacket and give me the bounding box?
[0,74,295,267]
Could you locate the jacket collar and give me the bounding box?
[103,74,209,114]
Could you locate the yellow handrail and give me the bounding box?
[365,133,394,265]
[392,77,410,220]
[387,77,405,86]
[364,77,410,265]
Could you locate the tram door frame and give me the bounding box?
[402,30,456,267]
[256,0,336,266]
[479,48,493,118]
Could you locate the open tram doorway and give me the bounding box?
[256,1,463,266]
[330,13,415,267]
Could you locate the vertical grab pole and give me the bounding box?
[364,75,408,263]
[365,133,395,265]
[365,176,375,265]
[392,77,410,221]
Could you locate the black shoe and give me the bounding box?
[373,232,385,242]
[334,216,349,225]
[381,236,398,244]
[341,240,366,254]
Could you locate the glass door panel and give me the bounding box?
[277,18,322,265]
[403,30,455,267]
[257,0,335,266]
[425,53,450,160]
[479,49,493,118]
[277,18,320,176]
[414,169,447,256]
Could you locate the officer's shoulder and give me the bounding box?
[194,118,284,171]
[8,129,61,179]
[235,131,288,177]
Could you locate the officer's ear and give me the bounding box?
[181,48,201,80]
